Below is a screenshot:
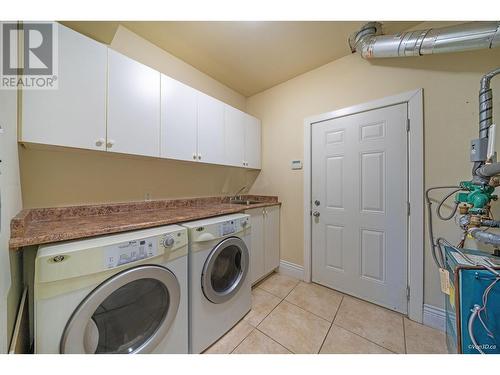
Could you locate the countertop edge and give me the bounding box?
[9,199,281,250]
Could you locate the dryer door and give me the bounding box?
[60,265,180,354]
[202,237,249,304]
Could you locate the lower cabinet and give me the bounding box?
[247,205,280,284]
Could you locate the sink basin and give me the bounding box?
[229,199,261,205]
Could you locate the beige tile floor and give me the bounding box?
[204,272,447,354]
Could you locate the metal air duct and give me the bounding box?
[349,21,500,59]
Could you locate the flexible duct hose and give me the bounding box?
[479,67,500,138]
[425,186,462,268]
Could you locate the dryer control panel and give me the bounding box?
[218,216,249,237]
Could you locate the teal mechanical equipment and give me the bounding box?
[444,246,500,354]
[455,181,497,215]
[426,68,500,354]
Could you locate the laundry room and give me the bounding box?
[1,0,500,373]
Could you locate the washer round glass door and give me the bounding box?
[60,265,180,354]
[202,237,249,304]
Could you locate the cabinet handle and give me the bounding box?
[198,154,202,160]
[95,138,105,147]
[106,140,115,148]
[193,153,197,160]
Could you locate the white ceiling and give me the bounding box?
[62,21,421,96]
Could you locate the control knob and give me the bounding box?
[163,235,175,247]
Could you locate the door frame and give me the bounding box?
[303,89,424,323]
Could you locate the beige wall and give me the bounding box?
[247,45,500,309]
[20,145,258,208]
[19,25,254,208]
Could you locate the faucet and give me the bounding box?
[230,185,247,202]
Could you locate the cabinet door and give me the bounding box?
[160,75,198,161]
[22,23,107,150]
[264,205,280,275]
[247,208,265,284]
[224,106,245,167]
[107,49,160,157]
[244,114,261,169]
[197,92,225,165]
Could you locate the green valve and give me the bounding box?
[455,181,497,214]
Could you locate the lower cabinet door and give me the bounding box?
[247,208,265,284]
[264,206,280,275]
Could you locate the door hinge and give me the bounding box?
[406,286,411,301]
[406,118,410,132]
[407,202,411,216]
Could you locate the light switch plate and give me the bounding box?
[291,160,302,170]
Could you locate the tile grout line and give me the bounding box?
[255,327,294,354]
[251,279,302,353]
[233,278,299,353]
[331,297,400,354]
[228,324,255,354]
[402,317,408,354]
[328,322,398,354]
[284,297,341,323]
[317,295,344,353]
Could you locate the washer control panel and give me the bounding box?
[104,236,158,269]
[104,228,187,269]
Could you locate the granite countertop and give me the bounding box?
[9,195,280,250]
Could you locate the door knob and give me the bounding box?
[314,200,320,206]
[312,211,320,217]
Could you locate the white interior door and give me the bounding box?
[311,103,408,313]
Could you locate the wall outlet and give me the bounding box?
[144,192,151,201]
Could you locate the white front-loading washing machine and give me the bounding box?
[34,225,188,354]
[182,214,251,353]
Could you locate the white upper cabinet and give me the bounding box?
[107,49,161,157]
[161,75,198,161]
[20,24,261,168]
[244,114,262,169]
[197,92,225,165]
[21,23,107,150]
[224,106,246,167]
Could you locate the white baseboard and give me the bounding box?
[423,304,446,332]
[278,260,304,280]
